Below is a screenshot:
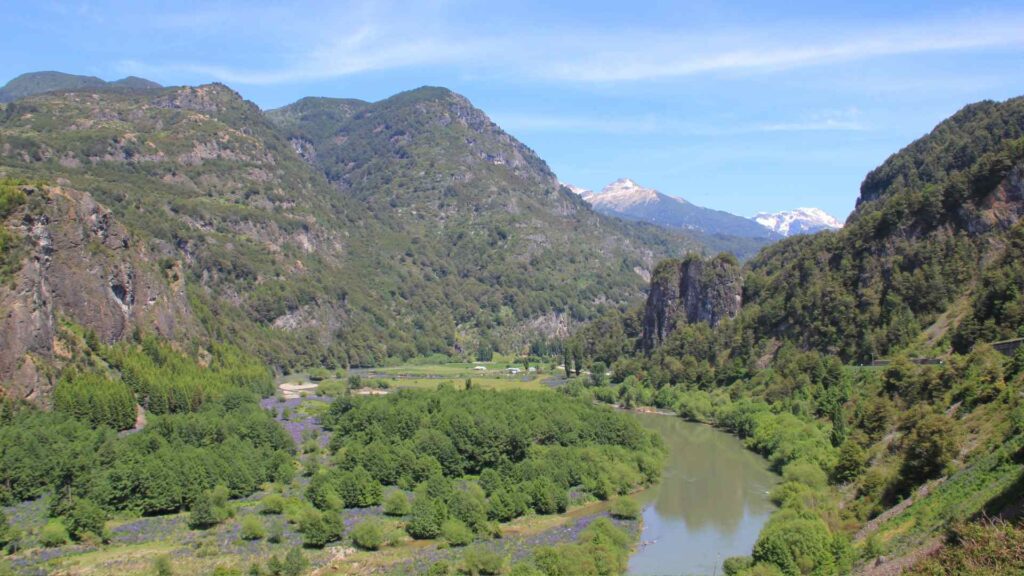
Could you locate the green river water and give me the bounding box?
[628,412,780,576]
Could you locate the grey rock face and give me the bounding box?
[641,255,743,351]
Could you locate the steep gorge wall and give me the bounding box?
[0,185,197,402]
[641,254,742,351]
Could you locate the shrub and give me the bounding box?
[283,547,308,576]
[350,518,385,550]
[261,494,285,515]
[308,368,331,381]
[301,510,344,548]
[64,498,108,541]
[189,490,228,529]
[267,519,285,543]
[899,413,958,487]
[338,466,383,508]
[780,460,828,490]
[609,496,641,520]
[832,440,867,483]
[154,555,174,576]
[240,515,266,541]
[752,510,836,576]
[39,519,69,548]
[487,488,524,522]
[461,545,505,575]
[305,472,342,511]
[441,518,474,547]
[508,563,545,576]
[723,556,753,575]
[383,490,412,516]
[0,510,11,550]
[426,561,452,576]
[407,495,447,539]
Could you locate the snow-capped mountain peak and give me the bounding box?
[591,178,677,210]
[753,207,843,236]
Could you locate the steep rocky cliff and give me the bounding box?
[0,184,196,402]
[640,254,743,351]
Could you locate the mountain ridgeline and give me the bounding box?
[0,71,162,103]
[0,78,711,400]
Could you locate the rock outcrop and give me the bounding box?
[0,185,196,403]
[641,254,743,351]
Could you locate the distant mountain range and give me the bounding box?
[566,178,842,240]
[0,71,162,103]
[753,207,843,236]
[569,178,776,239]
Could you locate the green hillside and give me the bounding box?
[564,95,1024,575]
[0,80,702,396]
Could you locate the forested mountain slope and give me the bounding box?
[0,78,701,399]
[564,95,1024,575]
[742,96,1024,362]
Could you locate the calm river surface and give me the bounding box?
[628,413,779,576]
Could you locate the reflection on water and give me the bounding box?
[628,414,779,576]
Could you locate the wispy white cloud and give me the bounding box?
[539,17,1024,82]
[495,109,868,136]
[121,33,470,85]
[117,8,1024,86]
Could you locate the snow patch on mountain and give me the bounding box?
[562,183,595,200]
[753,207,843,236]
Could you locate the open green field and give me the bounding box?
[278,361,565,394]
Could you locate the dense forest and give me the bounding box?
[0,320,662,574]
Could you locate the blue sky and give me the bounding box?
[2,1,1023,219]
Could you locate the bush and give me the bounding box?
[267,519,285,543]
[338,466,383,508]
[189,490,228,529]
[350,518,385,550]
[0,510,11,550]
[508,563,545,576]
[461,545,505,575]
[301,510,344,548]
[283,547,308,576]
[752,510,836,576]
[780,460,828,490]
[426,561,452,576]
[307,368,331,381]
[723,556,753,575]
[899,413,958,487]
[64,498,108,541]
[39,519,69,548]
[154,555,174,576]
[609,496,641,520]
[240,515,266,541]
[441,518,474,547]
[407,495,447,539]
[261,494,285,515]
[383,490,411,516]
[832,440,867,483]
